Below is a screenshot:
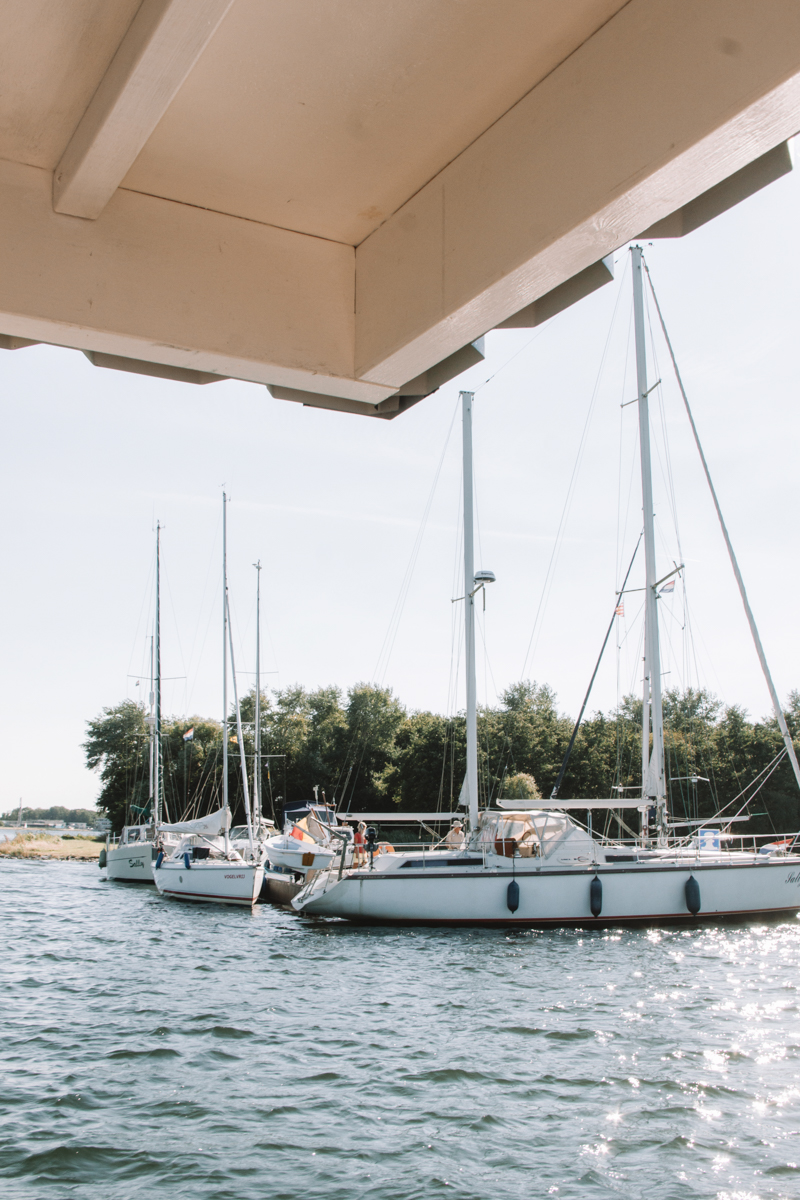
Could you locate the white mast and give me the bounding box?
[253,560,262,829]
[227,593,255,856]
[154,522,162,828]
[461,390,479,831]
[631,245,666,840]
[222,493,230,854]
[147,634,155,820]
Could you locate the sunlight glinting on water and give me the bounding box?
[2,862,800,1200]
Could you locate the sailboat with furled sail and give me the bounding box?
[153,494,265,907]
[293,247,800,926]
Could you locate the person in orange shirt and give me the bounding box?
[353,821,367,867]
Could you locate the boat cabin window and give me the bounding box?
[124,828,144,844]
[399,858,484,869]
[477,811,576,857]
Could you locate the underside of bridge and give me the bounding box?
[1,0,799,416]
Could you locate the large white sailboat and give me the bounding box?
[294,247,800,926]
[153,494,265,907]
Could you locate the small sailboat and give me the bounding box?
[294,247,800,926]
[264,798,342,876]
[153,494,265,907]
[105,523,178,881]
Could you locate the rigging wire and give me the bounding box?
[183,505,222,715]
[473,326,549,396]
[372,395,460,686]
[332,397,461,811]
[643,254,800,797]
[519,255,630,681]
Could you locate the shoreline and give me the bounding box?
[0,833,103,862]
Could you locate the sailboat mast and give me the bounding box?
[461,390,479,832]
[227,593,255,855]
[148,635,155,820]
[222,493,230,853]
[155,522,162,828]
[253,560,262,829]
[631,246,666,837]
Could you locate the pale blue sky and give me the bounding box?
[2,153,799,811]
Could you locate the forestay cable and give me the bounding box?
[644,256,800,797]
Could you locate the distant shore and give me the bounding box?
[0,833,103,861]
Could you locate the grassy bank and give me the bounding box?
[0,833,104,861]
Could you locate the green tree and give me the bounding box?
[83,700,149,831]
[485,682,572,798]
[377,709,456,811]
[3,806,98,824]
[84,681,800,838]
[259,685,341,811]
[503,772,542,800]
[334,683,406,812]
[161,717,225,823]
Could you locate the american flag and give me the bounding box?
[615,602,624,617]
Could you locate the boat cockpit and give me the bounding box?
[120,824,154,844]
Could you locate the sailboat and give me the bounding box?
[105,523,178,882]
[153,494,265,907]
[293,247,800,926]
[264,797,342,877]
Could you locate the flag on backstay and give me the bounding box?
[615,602,624,617]
[183,727,194,742]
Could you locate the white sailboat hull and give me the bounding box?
[106,841,155,882]
[294,856,800,925]
[153,858,264,907]
[264,840,336,874]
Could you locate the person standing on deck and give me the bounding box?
[443,820,465,850]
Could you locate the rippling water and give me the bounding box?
[2,861,800,1199]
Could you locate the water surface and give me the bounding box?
[2,861,799,1199]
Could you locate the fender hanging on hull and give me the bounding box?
[590,876,603,917]
[685,875,701,915]
[507,880,520,913]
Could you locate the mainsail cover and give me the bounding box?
[158,808,231,836]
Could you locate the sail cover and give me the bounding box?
[158,808,231,835]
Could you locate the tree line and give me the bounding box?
[84,682,800,838]
[0,805,99,825]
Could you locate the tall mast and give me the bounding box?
[154,522,162,827]
[253,560,262,829]
[631,246,666,839]
[148,635,155,821]
[461,390,479,831]
[227,592,255,855]
[222,493,230,853]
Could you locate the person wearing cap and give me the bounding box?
[354,821,367,867]
[443,819,465,850]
